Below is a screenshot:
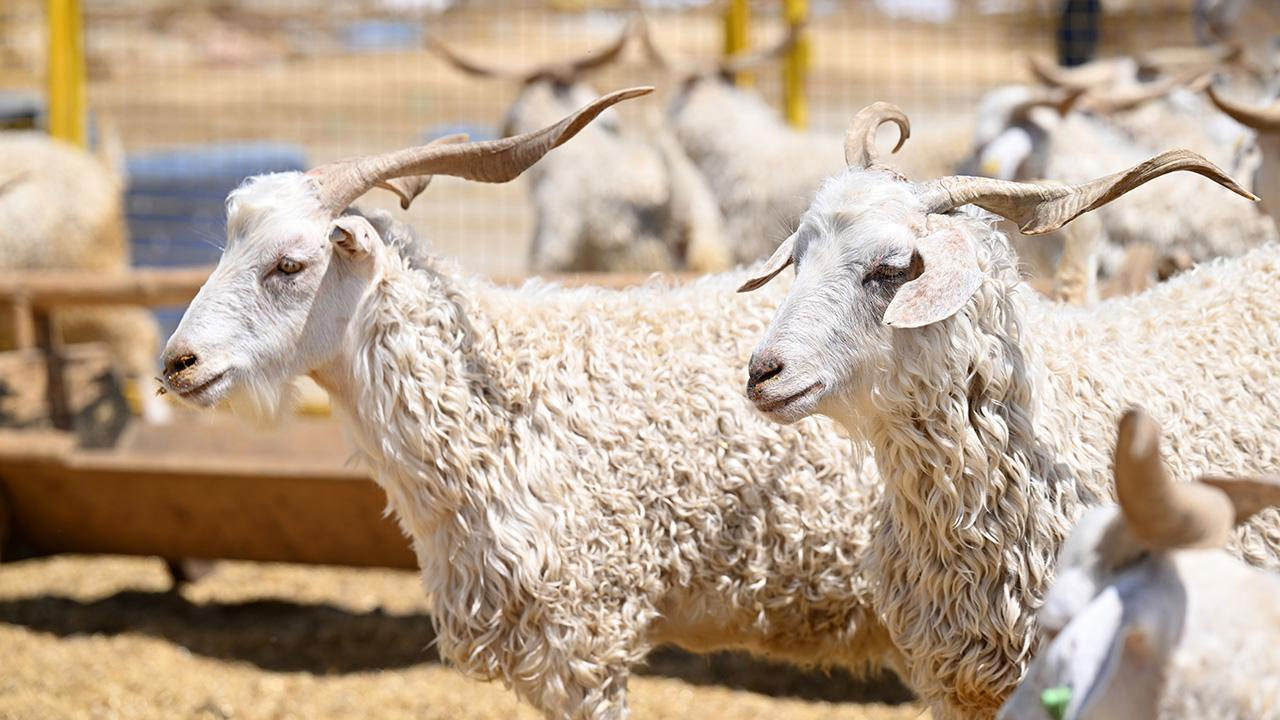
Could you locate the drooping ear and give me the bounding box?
[882,227,982,328]
[330,215,379,257]
[737,232,797,293]
[1001,587,1163,720]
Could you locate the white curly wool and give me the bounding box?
[871,227,1280,718]
[0,132,167,422]
[747,167,1280,720]
[305,244,895,719]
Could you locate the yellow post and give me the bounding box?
[723,0,752,87]
[47,0,87,147]
[783,0,809,129]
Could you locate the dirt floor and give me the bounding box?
[0,414,922,720]
[0,555,924,720]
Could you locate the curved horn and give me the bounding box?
[916,149,1257,234]
[844,102,911,170]
[307,86,653,216]
[372,133,468,210]
[426,35,527,80]
[1114,409,1235,550]
[1137,43,1242,75]
[1028,55,1122,91]
[636,16,715,78]
[1199,475,1280,526]
[1206,85,1280,132]
[560,19,635,77]
[1077,76,1184,114]
[428,21,632,83]
[720,21,803,75]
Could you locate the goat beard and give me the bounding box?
[225,372,301,425]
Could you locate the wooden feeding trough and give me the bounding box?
[0,266,693,566]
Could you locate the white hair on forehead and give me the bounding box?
[224,171,323,245]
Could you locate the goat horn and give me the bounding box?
[1027,55,1121,91]
[1077,76,1185,114]
[426,34,526,80]
[844,102,910,170]
[719,21,803,75]
[1137,43,1242,74]
[1206,85,1280,132]
[915,149,1256,234]
[1114,409,1235,550]
[368,133,468,210]
[428,21,632,83]
[1199,475,1280,526]
[308,86,653,216]
[636,15,713,78]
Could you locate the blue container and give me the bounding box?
[124,142,308,337]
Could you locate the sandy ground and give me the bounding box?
[0,555,924,720]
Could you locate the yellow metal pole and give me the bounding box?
[782,0,809,129]
[723,0,752,87]
[47,0,87,147]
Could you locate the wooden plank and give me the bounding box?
[0,268,700,311]
[33,311,71,431]
[0,443,416,568]
[0,267,214,310]
[6,293,35,349]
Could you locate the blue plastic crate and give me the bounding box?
[124,142,308,338]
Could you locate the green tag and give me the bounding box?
[1041,686,1071,720]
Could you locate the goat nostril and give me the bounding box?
[749,356,785,389]
[167,353,198,376]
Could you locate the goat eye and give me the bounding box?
[865,263,908,285]
[276,257,304,275]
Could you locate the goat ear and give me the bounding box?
[882,227,982,328]
[737,232,797,293]
[1003,587,1162,720]
[330,215,378,257]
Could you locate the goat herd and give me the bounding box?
[6,15,1280,720]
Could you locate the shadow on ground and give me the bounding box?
[0,590,913,704]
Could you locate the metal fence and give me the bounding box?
[2,0,1270,276]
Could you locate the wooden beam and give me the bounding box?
[0,428,417,568]
[5,293,35,349]
[0,267,214,310]
[33,311,72,432]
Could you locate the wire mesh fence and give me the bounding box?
[2,0,1272,277]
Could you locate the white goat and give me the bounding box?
[641,21,971,266]
[639,23,843,265]
[0,131,170,423]
[429,27,731,273]
[158,90,899,720]
[740,103,1280,719]
[1002,409,1280,719]
[1207,85,1280,221]
[964,79,1276,275]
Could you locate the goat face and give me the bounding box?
[743,170,958,425]
[160,173,381,417]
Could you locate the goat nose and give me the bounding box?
[163,350,199,378]
[747,351,784,393]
